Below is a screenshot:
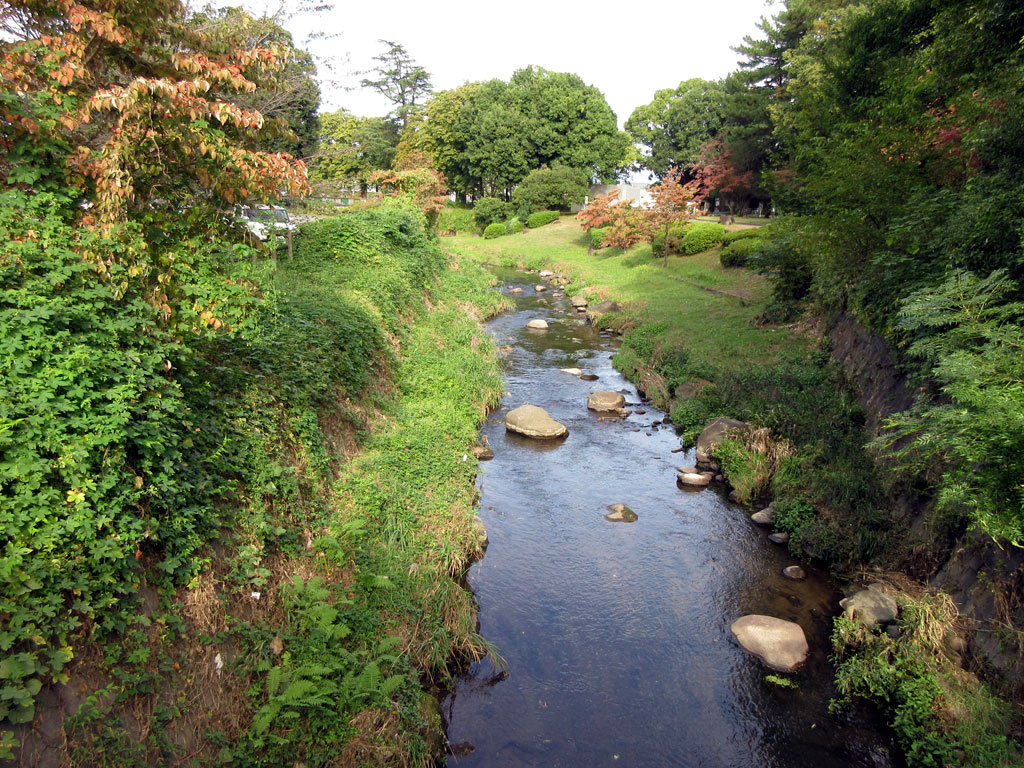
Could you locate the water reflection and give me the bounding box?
[444,269,894,768]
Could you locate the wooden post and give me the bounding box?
[287,229,293,261]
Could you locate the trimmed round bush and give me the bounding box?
[507,218,525,234]
[591,228,607,249]
[483,221,507,239]
[722,228,763,245]
[681,222,726,255]
[720,236,761,267]
[527,210,560,228]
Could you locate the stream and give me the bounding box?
[443,267,895,768]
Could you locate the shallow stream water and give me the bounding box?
[443,268,895,768]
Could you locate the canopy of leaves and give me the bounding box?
[423,67,630,199]
[360,39,432,129]
[310,109,399,192]
[625,78,728,181]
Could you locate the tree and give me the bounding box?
[646,167,698,254]
[187,6,321,159]
[360,40,432,129]
[510,165,590,217]
[311,110,399,193]
[368,167,448,230]
[690,138,755,214]
[626,79,728,180]
[423,68,630,199]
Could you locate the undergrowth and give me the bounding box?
[831,589,1023,767]
[4,205,508,765]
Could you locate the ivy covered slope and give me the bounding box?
[1,203,507,765]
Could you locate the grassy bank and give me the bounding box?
[7,207,507,765]
[444,215,1022,767]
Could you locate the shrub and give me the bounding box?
[680,222,726,254]
[527,210,560,228]
[720,237,761,267]
[473,198,508,229]
[651,231,666,256]
[591,227,608,249]
[722,228,762,245]
[507,218,525,234]
[483,222,507,239]
[749,216,815,306]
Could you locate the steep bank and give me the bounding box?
[5,207,507,766]
[445,217,1023,766]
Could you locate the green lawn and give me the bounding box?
[444,217,806,373]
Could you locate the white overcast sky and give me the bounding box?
[206,0,782,128]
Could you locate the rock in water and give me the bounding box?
[505,404,568,439]
[730,615,809,672]
[570,295,588,308]
[526,318,549,330]
[535,284,548,292]
[840,589,898,627]
[587,391,626,412]
[604,504,638,523]
[677,472,711,487]
[560,367,583,376]
[470,445,494,460]
[768,532,790,545]
[580,373,599,381]
[782,565,806,580]
[750,511,774,526]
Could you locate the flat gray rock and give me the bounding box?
[768,532,790,545]
[560,367,583,376]
[696,417,750,455]
[570,295,588,308]
[730,615,809,672]
[505,404,568,439]
[526,318,549,329]
[782,565,806,580]
[751,511,774,526]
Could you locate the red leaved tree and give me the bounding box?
[690,138,754,214]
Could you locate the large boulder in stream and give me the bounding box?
[696,417,750,455]
[526,318,549,330]
[730,615,809,672]
[505,404,568,439]
[587,391,626,412]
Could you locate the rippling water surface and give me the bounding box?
[444,268,894,768]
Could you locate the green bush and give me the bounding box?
[722,228,762,245]
[437,205,476,233]
[651,231,666,256]
[749,216,815,307]
[527,210,560,228]
[483,222,507,239]
[472,198,508,229]
[507,218,525,234]
[680,222,726,254]
[591,228,608,249]
[720,237,761,267]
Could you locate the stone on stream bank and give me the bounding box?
[526,319,549,330]
[730,615,809,672]
[840,587,899,628]
[587,391,626,412]
[560,368,583,376]
[570,295,588,309]
[604,504,638,523]
[471,445,494,461]
[696,417,750,456]
[471,517,488,549]
[505,404,568,439]
[768,532,790,545]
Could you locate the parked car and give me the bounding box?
[235,204,295,241]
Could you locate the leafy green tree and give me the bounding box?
[510,165,590,217]
[626,78,728,180]
[311,110,399,193]
[424,68,629,199]
[360,40,432,129]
